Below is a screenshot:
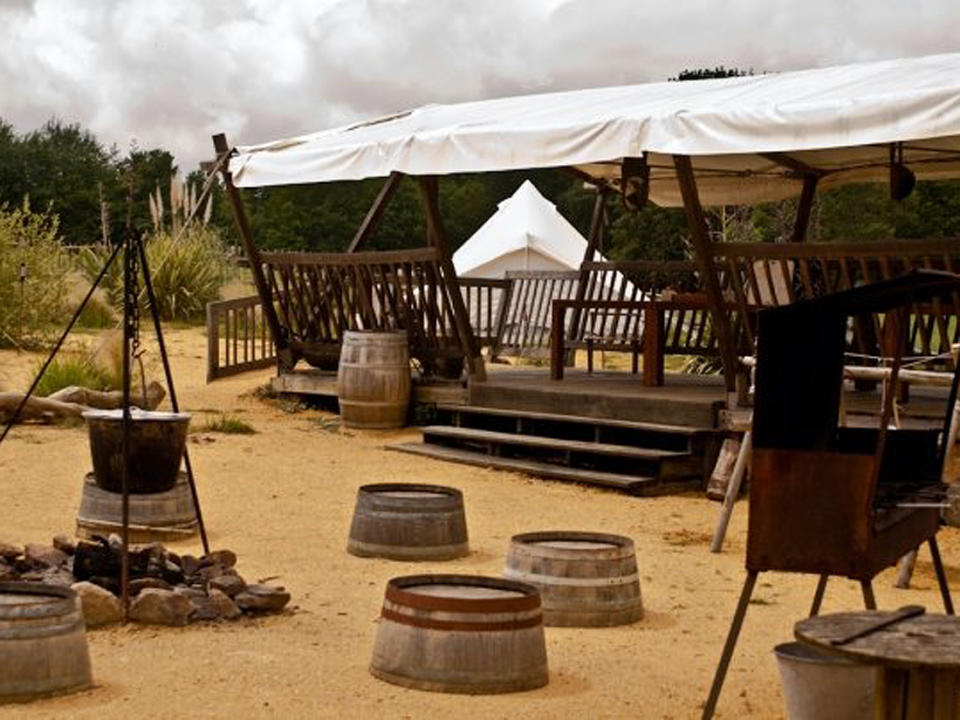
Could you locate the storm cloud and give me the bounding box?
[2,0,959,170]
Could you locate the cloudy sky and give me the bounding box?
[2,0,959,171]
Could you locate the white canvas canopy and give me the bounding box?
[453,180,604,278]
[228,52,960,206]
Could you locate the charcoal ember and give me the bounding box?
[208,574,246,598]
[140,542,166,562]
[72,581,122,627]
[73,540,120,580]
[0,559,16,581]
[235,584,291,613]
[13,558,32,573]
[52,534,76,556]
[0,542,21,561]
[165,551,181,567]
[24,544,68,569]
[89,576,121,595]
[200,550,237,569]
[189,589,241,621]
[160,561,184,586]
[130,588,192,626]
[129,577,173,595]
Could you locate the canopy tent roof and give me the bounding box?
[228,53,960,207]
[453,180,605,277]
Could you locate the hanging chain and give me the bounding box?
[124,234,148,407]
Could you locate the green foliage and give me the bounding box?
[77,226,229,323]
[0,201,71,348]
[200,414,257,434]
[33,354,119,397]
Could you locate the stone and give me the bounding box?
[130,588,192,627]
[208,574,246,598]
[201,550,237,569]
[190,589,241,621]
[129,577,173,595]
[52,534,76,556]
[235,584,291,613]
[24,543,68,569]
[38,568,75,586]
[0,559,16,581]
[72,581,122,627]
[173,586,207,600]
[0,542,21,561]
[179,554,200,576]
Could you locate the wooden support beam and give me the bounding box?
[417,176,486,381]
[760,151,826,178]
[790,174,819,243]
[211,133,292,371]
[346,171,403,253]
[673,154,738,394]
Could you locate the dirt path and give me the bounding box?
[0,327,957,719]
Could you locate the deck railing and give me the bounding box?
[494,270,581,356]
[458,277,512,347]
[206,294,277,381]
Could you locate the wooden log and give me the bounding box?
[347,483,468,560]
[706,437,742,501]
[48,381,165,410]
[0,583,92,702]
[370,574,548,693]
[503,531,643,627]
[0,393,87,424]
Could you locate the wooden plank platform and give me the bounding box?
[387,441,702,495]
[421,426,688,461]
[269,369,468,405]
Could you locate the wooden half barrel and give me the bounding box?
[0,583,92,703]
[370,574,548,694]
[336,330,411,429]
[76,472,198,543]
[347,483,468,560]
[83,409,190,494]
[503,531,643,627]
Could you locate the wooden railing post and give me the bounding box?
[206,301,220,382]
[567,188,608,361]
[212,133,292,372]
[418,176,486,381]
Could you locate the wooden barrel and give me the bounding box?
[76,472,198,543]
[347,483,468,560]
[336,331,411,429]
[503,531,643,627]
[0,583,92,703]
[370,574,548,694]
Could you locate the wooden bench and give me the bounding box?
[550,295,714,386]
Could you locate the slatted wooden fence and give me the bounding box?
[494,271,581,356]
[206,294,277,381]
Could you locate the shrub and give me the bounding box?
[200,414,256,434]
[33,354,118,397]
[77,225,229,323]
[0,201,71,348]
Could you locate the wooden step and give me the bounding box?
[435,404,705,436]
[421,426,689,462]
[387,442,688,494]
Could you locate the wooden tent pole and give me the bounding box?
[211,133,291,371]
[567,188,608,349]
[347,172,403,253]
[673,155,738,395]
[790,175,819,243]
[417,176,486,381]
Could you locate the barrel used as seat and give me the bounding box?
[76,472,198,542]
[503,530,643,627]
[347,483,468,560]
[0,583,92,703]
[370,574,548,694]
[337,330,411,429]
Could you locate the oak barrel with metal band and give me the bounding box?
[0,583,92,702]
[336,330,411,429]
[370,574,549,693]
[347,483,468,560]
[503,530,644,627]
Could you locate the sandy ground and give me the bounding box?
[1,327,959,719]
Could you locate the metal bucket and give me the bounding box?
[774,642,873,720]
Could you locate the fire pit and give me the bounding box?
[83,409,190,494]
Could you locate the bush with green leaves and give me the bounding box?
[0,201,71,348]
[77,225,229,323]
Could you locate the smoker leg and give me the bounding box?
[701,571,758,720]
[860,580,877,610]
[929,536,955,615]
[809,574,829,617]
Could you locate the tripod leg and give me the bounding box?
[810,574,829,617]
[860,580,877,610]
[929,536,955,615]
[702,571,758,720]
